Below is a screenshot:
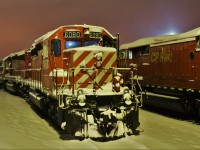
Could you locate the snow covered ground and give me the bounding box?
[1,90,200,149]
[0,90,146,149]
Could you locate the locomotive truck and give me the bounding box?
[0,24,142,140]
[119,27,200,117]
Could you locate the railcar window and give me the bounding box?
[65,41,81,49]
[129,48,140,57]
[84,40,99,46]
[129,50,133,59]
[120,51,127,59]
[51,39,61,57]
[141,47,149,55]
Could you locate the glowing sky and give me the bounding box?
[0,0,200,58]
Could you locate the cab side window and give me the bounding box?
[51,39,61,57]
[103,35,113,47]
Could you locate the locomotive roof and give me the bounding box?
[33,24,115,46]
[120,27,200,49]
[3,49,29,60]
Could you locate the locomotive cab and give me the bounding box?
[40,25,117,92]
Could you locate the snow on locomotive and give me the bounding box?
[0,24,142,140]
[119,27,200,117]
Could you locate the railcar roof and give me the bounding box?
[33,24,115,46]
[120,27,200,50]
[120,35,174,50]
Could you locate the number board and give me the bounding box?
[64,31,81,38]
[89,32,102,39]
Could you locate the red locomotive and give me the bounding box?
[119,27,200,117]
[0,24,142,140]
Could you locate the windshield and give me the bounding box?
[66,41,81,49]
[84,40,99,46]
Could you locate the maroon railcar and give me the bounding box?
[119,27,200,116]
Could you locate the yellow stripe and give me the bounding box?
[74,51,116,89]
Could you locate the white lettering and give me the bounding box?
[89,32,101,38]
[64,31,81,38]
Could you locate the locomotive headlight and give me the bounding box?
[77,89,86,106]
[95,52,102,61]
[94,52,102,68]
[95,61,102,68]
[96,55,102,61]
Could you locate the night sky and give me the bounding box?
[1,0,200,58]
